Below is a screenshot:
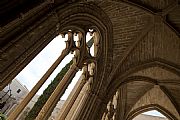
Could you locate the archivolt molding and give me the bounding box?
[126,85,180,120]
[131,66,180,82]
[118,76,158,86]
[107,60,180,99]
[127,104,178,120]
[49,2,114,98]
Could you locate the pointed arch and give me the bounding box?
[127,104,178,120]
[104,59,180,120]
[0,2,113,91]
[126,85,180,120]
[107,59,180,99]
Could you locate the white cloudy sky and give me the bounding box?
[15,33,93,100]
[142,110,166,117]
[15,35,81,100]
[15,34,165,117]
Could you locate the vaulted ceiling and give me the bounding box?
[0,0,179,119]
[96,0,180,118]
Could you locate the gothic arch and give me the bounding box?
[126,104,177,120]
[126,84,180,120]
[100,76,180,120]
[107,59,180,99]
[0,2,113,91]
[101,60,180,120]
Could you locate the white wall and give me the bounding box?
[3,78,29,102]
[0,79,29,115]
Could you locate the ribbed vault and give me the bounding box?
[0,0,179,120]
[127,85,180,120]
[102,65,180,120]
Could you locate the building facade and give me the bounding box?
[0,79,65,120]
[0,79,28,115]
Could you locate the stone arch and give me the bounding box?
[126,85,180,120]
[100,75,180,120]
[107,60,180,99]
[127,104,177,120]
[0,2,113,91]
[102,60,180,120]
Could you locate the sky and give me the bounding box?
[15,33,92,100]
[15,34,165,117]
[142,110,166,118]
[15,35,80,100]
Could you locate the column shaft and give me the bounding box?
[35,64,79,120]
[69,81,89,120]
[57,75,86,119]
[7,49,69,120]
[65,80,88,120]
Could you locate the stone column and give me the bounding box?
[57,66,87,119]
[71,88,106,120]
[118,86,127,120]
[69,63,98,120]
[113,91,119,120]
[70,82,91,120]
[35,64,79,120]
[65,78,89,120]
[93,32,100,57]
[105,99,115,120]
[7,49,69,120]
